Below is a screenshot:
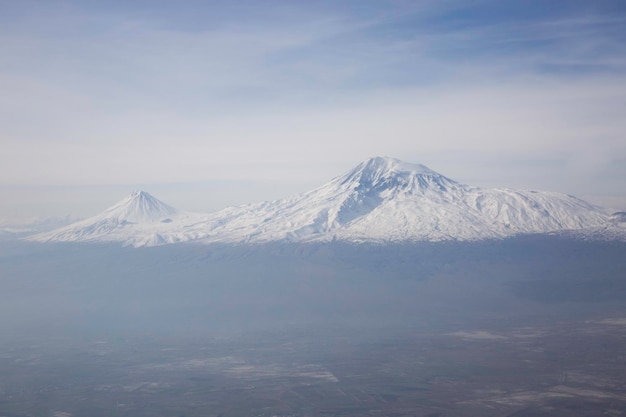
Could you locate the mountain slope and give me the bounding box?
[30,157,618,246]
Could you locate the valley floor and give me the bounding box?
[0,238,625,416]
[1,315,626,417]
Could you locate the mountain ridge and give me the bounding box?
[28,157,623,247]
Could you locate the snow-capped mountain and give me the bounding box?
[31,191,208,247]
[29,157,620,247]
[195,157,612,243]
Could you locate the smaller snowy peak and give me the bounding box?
[102,190,177,223]
[28,191,191,246]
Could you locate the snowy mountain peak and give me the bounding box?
[101,190,177,223]
[359,156,438,176]
[130,190,148,198]
[336,156,461,196]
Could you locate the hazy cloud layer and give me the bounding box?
[1,0,625,217]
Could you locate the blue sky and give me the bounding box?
[1,0,625,218]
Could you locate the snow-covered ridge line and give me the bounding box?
[28,157,623,247]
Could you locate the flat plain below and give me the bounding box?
[0,237,625,416]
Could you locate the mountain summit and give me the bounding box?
[343,156,441,183]
[31,191,186,246]
[30,157,621,246]
[103,190,177,223]
[338,157,461,197]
